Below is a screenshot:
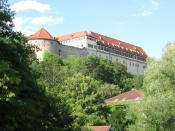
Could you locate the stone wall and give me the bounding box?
[58,44,88,58]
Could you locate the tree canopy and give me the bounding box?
[0,1,73,130]
[126,42,175,131]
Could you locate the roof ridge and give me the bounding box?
[90,31,147,57]
[57,30,88,37]
[91,31,141,48]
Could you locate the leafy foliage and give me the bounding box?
[60,73,119,128]
[0,1,73,130]
[108,102,134,131]
[84,55,133,91]
[127,42,175,131]
[35,54,121,129]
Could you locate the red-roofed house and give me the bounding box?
[82,126,112,131]
[104,89,143,104]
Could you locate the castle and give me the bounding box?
[28,28,147,75]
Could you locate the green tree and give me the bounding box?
[107,101,135,131]
[58,73,120,130]
[121,74,144,92]
[63,55,134,92]
[32,52,66,88]
[64,55,86,76]
[127,42,175,131]
[84,55,132,91]
[131,75,144,89]
[0,1,73,130]
[34,53,122,130]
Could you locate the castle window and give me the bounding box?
[116,50,120,55]
[105,47,109,51]
[143,65,146,69]
[108,48,112,52]
[98,45,100,49]
[112,48,116,53]
[100,45,104,50]
[130,54,133,58]
[104,47,107,51]
[88,44,93,48]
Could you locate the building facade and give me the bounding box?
[57,31,147,75]
[28,28,147,75]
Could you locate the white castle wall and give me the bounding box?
[61,36,87,48]
[58,44,88,58]
[28,39,88,60]
[87,48,146,75]
[28,39,60,60]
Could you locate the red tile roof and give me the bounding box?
[30,28,54,40]
[104,89,143,104]
[82,126,111,131]
[90,32,147,57]
[57,31,147,58]
[58,31,88,41]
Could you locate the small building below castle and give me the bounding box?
[28,28,147,75]
[104,89,143,104]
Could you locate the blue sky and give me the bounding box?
[10,0,175,58]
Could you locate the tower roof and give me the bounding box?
[30,28,54,40]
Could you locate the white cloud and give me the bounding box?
[31,16,64,25]
[54,17,64,24]
[139,10,153,17]
[13,16,64,35]
[151,0,159,10]
[13,17,35,35]
[19,27,35,36]
[13,17,30,28]
[11,0,51,13]
[137,0,159,17]
[11,0,64,35]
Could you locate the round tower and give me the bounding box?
[28,28,60,60]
